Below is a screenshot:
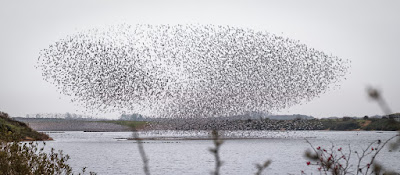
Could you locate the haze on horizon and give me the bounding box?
[1,0,399,119]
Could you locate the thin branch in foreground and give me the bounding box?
[255,160,271,175]
[209,130,224,175]
[364,135,399,175]
[132,127,150,175]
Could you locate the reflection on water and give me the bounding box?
[42,131,399,175]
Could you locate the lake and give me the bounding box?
[41,131,400,174]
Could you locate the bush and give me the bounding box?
[0,140,72,175]
[363,119,400,131]
[0,112,95,175]
[304,133,400,175]
[320,119,361,130]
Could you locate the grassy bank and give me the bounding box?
[0,112,51,141]
[320,118,400,131]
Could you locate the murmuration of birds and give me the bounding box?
[37,24,350,118]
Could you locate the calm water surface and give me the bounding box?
[42,131,400,175]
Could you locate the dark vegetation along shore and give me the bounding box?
[320,116,400,131]
[0,112,51,141]
[13,114,400,132]
[0,112,78,175]
[146,116,400,131]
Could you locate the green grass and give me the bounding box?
[0,112,51,141]
[320,119,360,130]
[363,118,400,131]
[319,118,400,131]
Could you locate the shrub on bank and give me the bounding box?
[363,119,400,131]
[0,111,95,175]
[0,112,50,141]
[0,140,72,175]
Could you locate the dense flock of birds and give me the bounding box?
[145,117,324,131]
[38,24,349,118]
[136,130,320,140]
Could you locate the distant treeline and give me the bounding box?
[21,113,104,121]
[119,113,145,121]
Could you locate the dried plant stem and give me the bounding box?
[210,130,223,175]
[377,98,392,115]
[364,135,398,175]
[255,160,271,175]
[367,87,392,115]
[132,128,150,175]
[356,141,376,174]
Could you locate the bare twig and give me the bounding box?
[364,135,398,175]
[255,160,271,175]
[209,130,223,175]
[132,128,150,175]
[356,141,377,175]
[341,144,352,174]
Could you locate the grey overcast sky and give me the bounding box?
[0,0,399,119]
